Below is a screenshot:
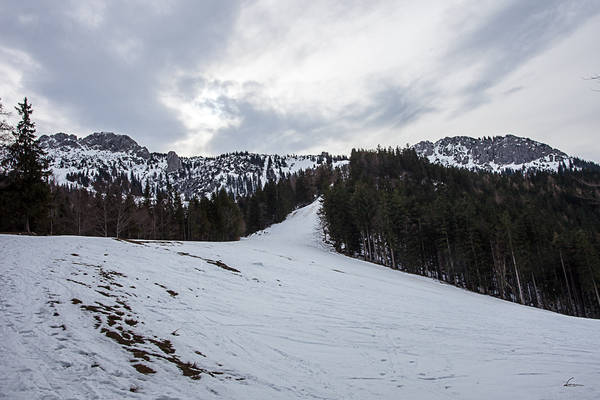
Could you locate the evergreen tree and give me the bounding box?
[2,98,49,233]
[323,147,600,318]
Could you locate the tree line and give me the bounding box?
[0,98,338,241]
[322,147,600,318]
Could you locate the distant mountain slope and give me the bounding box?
[38,132,347,199]
[413,134,577,172]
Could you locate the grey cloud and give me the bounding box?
[2,1,597,157]
[343,84,436,129]
[503,86,524,96]
[448,0,600,112]
[205,82,435,154]
[0,0,242,151]
[206,95,328,155]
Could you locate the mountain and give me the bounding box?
[413,134,577,172]
[37,132,594,201]
[38,132,347,199]
[1,201,599,399]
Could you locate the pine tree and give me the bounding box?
[3,98,49,233]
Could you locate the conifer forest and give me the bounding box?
[322,148,600,318]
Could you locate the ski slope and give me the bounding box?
[1,200,599,399]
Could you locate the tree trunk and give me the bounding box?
[418,218,427,274]
[589,267,600,310]
[559,249,575,314]
[532,272,543,308]
[366,229,373,261]
[490,240,505,298]
[445,232,454,284]
[506,228,524,304]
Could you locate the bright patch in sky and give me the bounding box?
[0,0,599,160]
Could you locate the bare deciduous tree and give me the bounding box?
[0,98,13,145]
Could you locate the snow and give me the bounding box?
[41,141,348,199]
[1,200,599,399]
[416,136,577,173]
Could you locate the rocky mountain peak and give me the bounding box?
[166,151,182,172]
[38,132,79,149]
[38,132,150,159]
[80,132,150,159]
[413,134,572,172]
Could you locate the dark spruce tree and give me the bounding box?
[1,98,50,233]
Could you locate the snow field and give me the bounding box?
[1,200,599,399]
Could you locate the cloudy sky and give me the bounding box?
[1,1,599,160]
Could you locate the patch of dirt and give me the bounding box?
[207,259,240,273]
[177,252,241,273]
[67,278,91,287]
[71,254,243,381]
[47,299,61,308]
[114,238,145,246]
[149,338,175,355]
[155,282,179,297]
[98,267,126,280]
[132,363,156,374]
[73,261,100,268]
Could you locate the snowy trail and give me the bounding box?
[1,200,600,399]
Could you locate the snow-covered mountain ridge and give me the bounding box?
[38,132,346,199]
[37,132,589,200]
[413,134,577,172]
[1,200,599,399]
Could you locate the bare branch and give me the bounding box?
[564,377,584,387]
[577,179,600,188]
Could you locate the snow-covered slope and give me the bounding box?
[38,132,346,199]
[413,134,577,172]
[1,201,599,399]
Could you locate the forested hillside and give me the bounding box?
[322,147,600,318]
[0,164,337,241]
[0,98,343,240]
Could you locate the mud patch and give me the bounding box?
[132,363,156,374]
[114,238,145,246]
[74,263,241,381]
[177,252,241,273]
[67,278,91,288]
[206,259,240,273]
